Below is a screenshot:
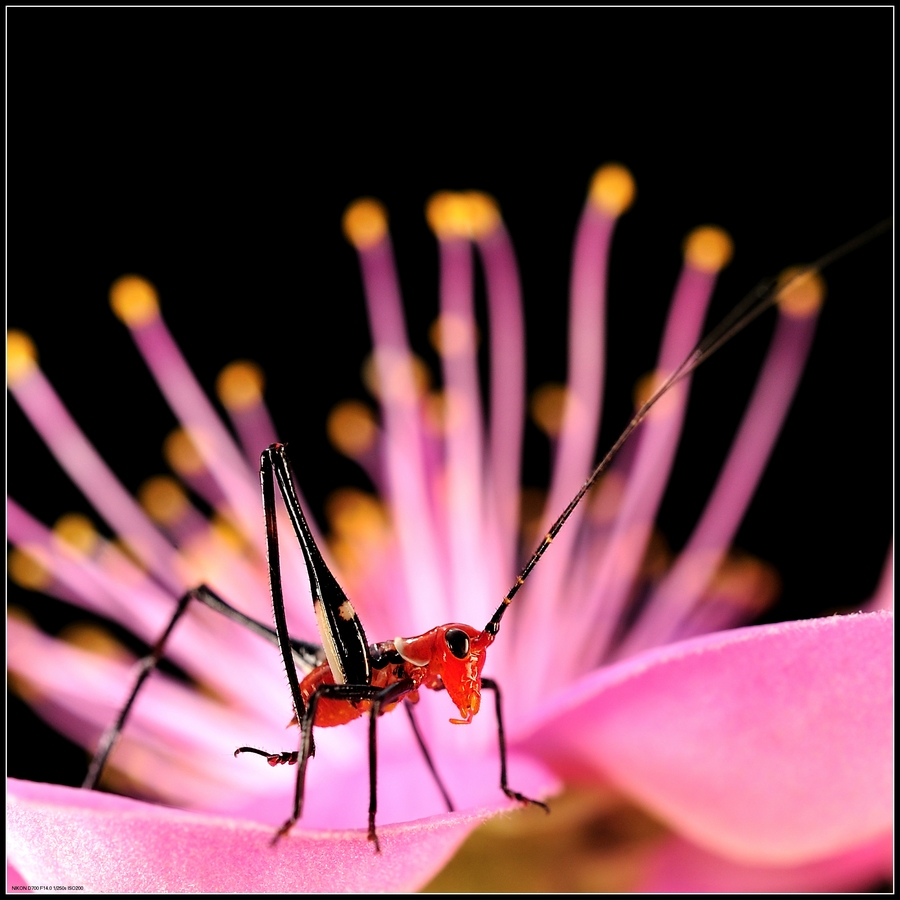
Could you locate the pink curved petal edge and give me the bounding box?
[8,860,28,891]
[519,610,893,865]
[636,830,893,892]
[7,779,490,892]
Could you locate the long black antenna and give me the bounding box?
[485,218,892,636]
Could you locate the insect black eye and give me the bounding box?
[445,628,469,659]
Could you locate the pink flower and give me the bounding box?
[7,166,892,892]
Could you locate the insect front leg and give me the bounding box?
[365,678,417,852]
[261,681,400,849]
[481,677,549,812]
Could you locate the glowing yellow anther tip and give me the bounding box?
[8,546,51,592]
[530,383,568,438]
[776,266,826,318]
[109,275,160,328]
[589,163,636,216]
[163,428,204,476]
[684,226,734,273]
[327,400,378,458]
[7,330,38,384]
[343,198,389,251]
[426,191,501,240]
[426,192,469,239]
[464,191,501,239]
[138,475,189,526]
[53,513,99,557]
[217,360,265,411]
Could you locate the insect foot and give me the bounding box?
[503,788,550,812]
[270,816,298,847]
[234,746,299,767]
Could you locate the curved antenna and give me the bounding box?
[485,218,892,636]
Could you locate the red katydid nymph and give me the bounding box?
[56,170,889,852]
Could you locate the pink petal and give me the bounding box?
[519,611,892,864]
[7,861,28,891]
[637,831,892,892]
[7,779,488,892]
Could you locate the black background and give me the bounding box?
[8,10,892,791]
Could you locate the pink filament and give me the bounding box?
[126,317,262,550]
[562,262,721,683]
[865,544,894,612]
[354,235,445,629]
[225,397,280,470]
[510,203,617,700]
[8,367,185,595]
[126,314,330,637]
[479,222,526,584]
[436,237,490,625]
[620,308,821,653]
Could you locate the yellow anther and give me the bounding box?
[7,606,35,627]
[426,191,501,240]
[464,191,501,239]
[210,512,245,553]
[53,513,99,557]
[59,622,132,661]
[423,390,449,436]
[325,487,388,540]
[775,266,826,318]
[588,163,636,216]
[8,545,52,591]
[327,400,378,458]
[138,475,189,526]
[683,226,734,273]
[440,388,474,433]
[633,369,680,418]
[423,388,473,436]
[7,330,38,385]
[216,360,265,411]
[518,486,546,549]
[343,198,389,251]
[163,428,204,477]
[361,349,431,403]
[429,313,478,357]
[710,552,781,615]
[586,470,626,526]
[426,192,469,240]
[109,275,160,328]
[530,383,569,438]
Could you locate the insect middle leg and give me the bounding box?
[404,701,455,812]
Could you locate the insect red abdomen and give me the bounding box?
[298,666,366,728]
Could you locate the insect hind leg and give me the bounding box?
[83,584,275,790]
